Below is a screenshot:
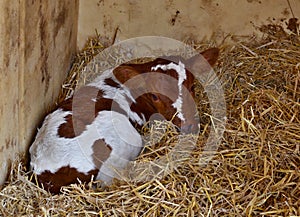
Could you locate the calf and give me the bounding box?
[29,48,219,193]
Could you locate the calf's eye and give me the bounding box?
[151,93,159,102]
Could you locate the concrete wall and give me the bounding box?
[78,0,300,48]
[0,0,78,184]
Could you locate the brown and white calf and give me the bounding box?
[29,48,219,193]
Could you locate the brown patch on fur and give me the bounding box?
[37,166,98,194]
[92,139,112,169]
[104,78,120,88]
[57,86,115,138]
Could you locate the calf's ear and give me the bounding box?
[200,48,219,66]
[113,66,141,84]
[186,48,219,74]
[113,65,147,92]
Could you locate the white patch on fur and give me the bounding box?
[30,109,143,183]
[151,61,187,121]
[88,69,145,125]
[29,109,77,174]
[95,111,143,184]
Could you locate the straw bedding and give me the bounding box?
[0,25,299,216]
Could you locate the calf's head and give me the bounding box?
[113,48,219,133]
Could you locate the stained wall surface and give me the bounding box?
[78,0,300,48]
[0,0,78,184]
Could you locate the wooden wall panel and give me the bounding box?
[0,0,21,185]
[0,0,79,185]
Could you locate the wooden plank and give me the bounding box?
[0,0,22,185]
[0,0,79,185]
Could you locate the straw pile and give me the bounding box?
[0,25,299,216]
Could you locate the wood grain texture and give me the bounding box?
[0,0,79,185]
